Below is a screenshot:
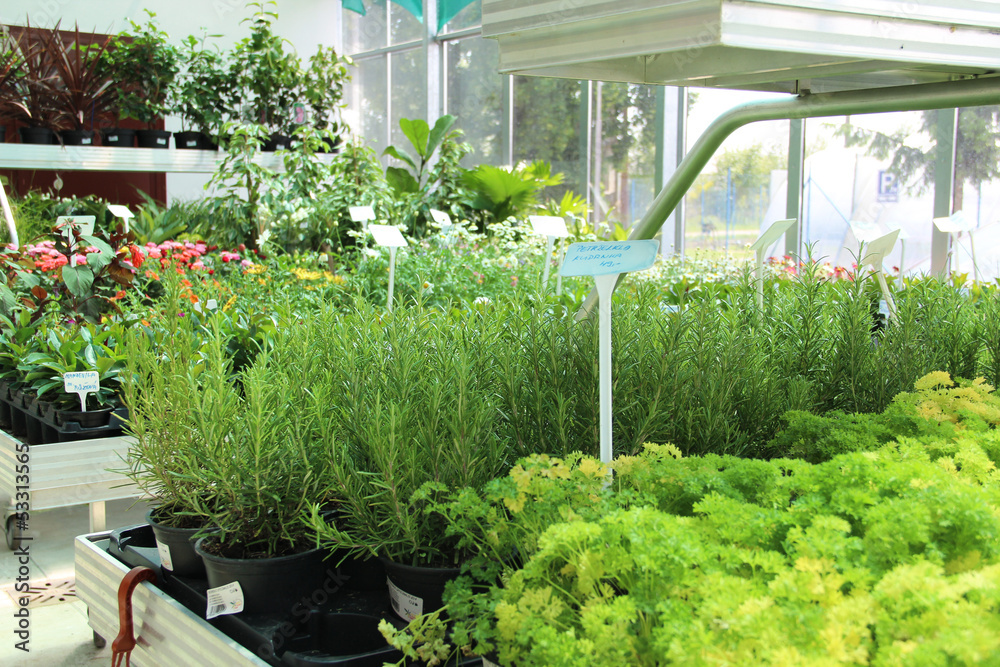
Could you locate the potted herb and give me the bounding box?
[300,44,351,152]
[172,34,232,150]
[104,12,179,148]
[229,2,302,151]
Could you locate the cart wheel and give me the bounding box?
[5,515,22,551]
[93,631,107,649]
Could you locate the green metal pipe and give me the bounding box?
[577,75,1000,317]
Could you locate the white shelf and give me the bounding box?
[0,143,293,173]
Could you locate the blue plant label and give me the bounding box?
[369,224,407,248]
[349,205,375,223]
[56,215,96,239]
[64,371,99,394]
[560,240,659,277]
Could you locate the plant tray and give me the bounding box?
[0,393,127,445]
[80,524,484,666]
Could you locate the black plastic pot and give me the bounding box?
[0,126,6,142]
[136,129,172,149]
[195,536,329,615]
[147,509,210,578]
[262,132,291,152]
[174,130,216,150]
[59,129,96,146]
[380,557,461,622]
[101,128,136,147]
[18,127,55,144]
[56,407,113,429]
[280,612,403,666]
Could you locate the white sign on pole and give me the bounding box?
[369,225,407,311]
[884,222,910,275]
[429,209,452,227]
[934,211,980,278]
[848,219,883,244]
[64,371,100,412]
[861,229,900,322]
[56,215,96,244]
[349,205,376,230]
[107,204,135,234]
[560,240,658,465]
[530,215,571,291]
[749,218,796,310]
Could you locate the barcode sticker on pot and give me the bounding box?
[205,581,245,619]
[387,578,422,621]
[156,540,173,571]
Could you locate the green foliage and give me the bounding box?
[462,161,563,225]
[130,190,189,245]
[173,33,232,135]
[106,12,180,128]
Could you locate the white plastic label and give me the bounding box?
[528,215,569,238]
[64,371,99,393]
[879,300,890,318]
[560,240,659,277]
[429,209,452,227]
[206,581,245,619]
[185,139,198,147]
[156,540,173,571]
[481,659,501,667]
[387,577,423,621]
[106,205,134,220]
[349,206,375,223]
[369,224,407,248]
[156,137,167,146]
[56,215,96,241]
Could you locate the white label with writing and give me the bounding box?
[156,540,173,571]
[560,240,659,277]
[205,581,245,619]
[387,577,423,621]
[349,205,376,223]
[369,224,407,248]
[64,371,100,393]
[185,139,198,147]
[529,215,569,238]
[56,215,96,240]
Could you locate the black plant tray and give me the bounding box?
[1,394,127,445]
[108,525,483,666]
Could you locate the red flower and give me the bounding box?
[129,245,145,268]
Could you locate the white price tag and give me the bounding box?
[206,581,245,619]
[106,205,134,220]
[387,577,423,621]
[560,240,659,277]
[156,540,174,571]
[482,659,501,667]
[369,224,407,248]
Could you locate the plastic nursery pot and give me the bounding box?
[379,557,462,622]
[147,508,211,578]
[136,129,172,149]
[56,407,113,429]
[18,127,55,144]
[101,128,136,147]
[0,126,6,142]
[58,129,96,146]
[280,611,404,667]
[195,535,329,615]
[262,132,291,151]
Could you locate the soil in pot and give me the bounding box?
[380,557,462,622]
[18,127,55,144]
[102,128,136,147]
[195,535,330,616]
[147,508,212,578]
[59,130,96,146]
[136,129,172,149]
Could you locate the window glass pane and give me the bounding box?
[390,48,426,148]
[344,0,388,53]
[446,36,501,166]
[390,2,424,45]
[441,0,482,33]
[346,56,389,154]
[513,76,586,198]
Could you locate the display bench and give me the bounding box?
[0,427,140,549]
[76,532,269,665]
[0,144,294,173]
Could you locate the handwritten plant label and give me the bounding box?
[206,581,245,619]
[528,215,570,238]
[369,224,407,248]
[64,371,100,412]
[934,210,974,234]
[560,240,659,277]
[349,206,376,223]
[387,577,423,621]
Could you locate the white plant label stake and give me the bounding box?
[107,204,135,234]
[0,177,17,248]
[429,209,455,244]
[349,205,376,231]
[934,210,978,280]
[560,240,659,464]
[56,215,96,245]
[63,371,99,412]
[369,224,408,312]
[205,581,245,619]
[861,229,900,323]
[749,218,796,310]
[529,215,570,292]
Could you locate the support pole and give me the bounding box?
[786,118,805,256]
[0,178,17,248]
[932,109,958,276]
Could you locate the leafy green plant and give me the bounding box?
[20,321,124,409]
[301,44,351,136]
[462,160,563,225]
[173,33,232,137]
[130,190,189,245]
[105,12,180,129]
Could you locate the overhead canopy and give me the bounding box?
[482,0,1000,93]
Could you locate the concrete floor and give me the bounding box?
[0,498,152,666]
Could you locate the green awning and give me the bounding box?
[437,0,476,31]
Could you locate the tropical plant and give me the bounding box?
[462,160,563,225]
[47,26,116,131]
[0,32,27,124]
[2,25,61,130]
[130,190,189,245]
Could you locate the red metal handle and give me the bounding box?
[111,566,157,667]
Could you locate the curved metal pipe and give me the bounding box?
[577,75,1000,318]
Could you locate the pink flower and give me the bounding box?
[240,259,254,268]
